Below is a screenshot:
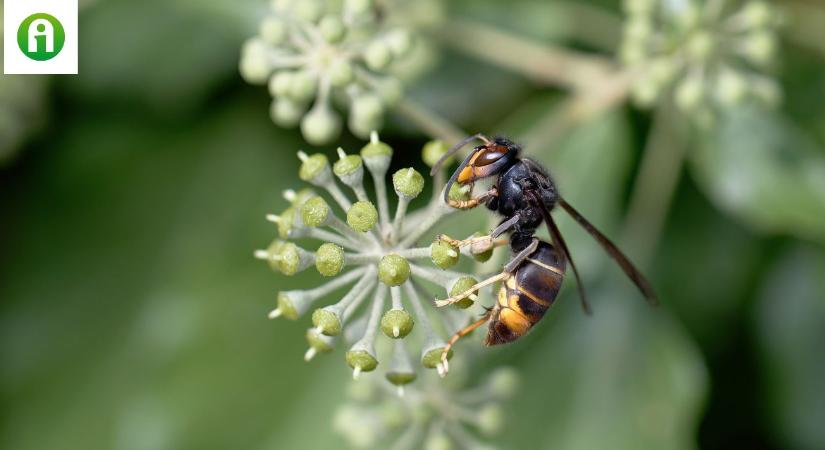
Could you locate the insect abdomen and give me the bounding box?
[516,242,565,311]
[485,242,565,345]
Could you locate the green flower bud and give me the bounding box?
[269,71,293,97]
[349,115,382,142]
[259,17,287,45]
[430,239,459,269]
[347,201,378,232]
[412,402,435,423]
[239,51,270,85]
[294,0,324,22]
[298,153,330,183]
[333,150,364,179]
[301,107,342,145]
[345,0,373,17]
[631,82,660,108]
[380,401,408,428]
[675,76,704,112]
[347,376,380,401]
[741,1,772,28]
[270,98,305,127]
[741,31,777,66]
[306,328,334,353]
[392,168,424,199]
[386,29,413,57]
[448,182,471,202]
[349,95,384,139]
[329,59,354,87]
[488,367,520,399]
[319,15,346,42]
[360,132,393,175]
[623,0,655,15]
[288,71,317,103]
[477,405,504,436]
[262,240,286,272]
[276,242,310,276]
[269,207,296,238]
[361,139,393,157]
[284,187,316,207]
[300,196,330,227]
[374,77,403,106]
[378,254,410,286]
[380,309,414,338]
[346,349,379,373]
[424,431,454,450]
[449,276,479,309]
[469,232,494,262]
[421,140,450,167]
[276,291,302,320]
[364,41,392,71]
[619,39,646,65]
[386,371,416,386]
[625,16,652,41]
[386,340,416,385]
[686,31,714,62]
[715,69,747,106]
[316,243,345,276]
[421,346,453,369]
[648,58,677,86]
[675,4,701,29]
[312,307,342,336]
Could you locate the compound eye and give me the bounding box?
[474,146,507,166]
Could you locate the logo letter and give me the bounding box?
[27,18,54,53]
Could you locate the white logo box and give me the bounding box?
[4,0,78,74]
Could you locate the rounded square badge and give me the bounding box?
[4,0,78,74]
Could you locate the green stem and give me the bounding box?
[620,105,689,268]
[785,0,825,61]
[394,97,467,144]
[517,70,635,150]
[434,18,615,89]
[557,0,623,52]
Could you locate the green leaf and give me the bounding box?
[501,284,708,450]
[67,1,246,116]
[754,246,825,450]
[692,107,825,243]
[0,99,325,450]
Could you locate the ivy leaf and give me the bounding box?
[692,107,825,243]
[501,284,707,450]
[754,246,825,450]
[68,1,245,116]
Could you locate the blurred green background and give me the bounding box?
[2,0,824,449]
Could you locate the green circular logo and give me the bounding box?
[17,13,65,61]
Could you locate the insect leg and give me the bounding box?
[434,272,508,307]
[503,238,539,273]
[491,214,520,238]
[436,215,515,253]
[439,311,492,376]
[446,186,498,209]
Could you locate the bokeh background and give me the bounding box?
[2,0,824,449]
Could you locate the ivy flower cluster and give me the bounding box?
[620,0,782,116]
[239,0,417,145]
[256,132,502,384]
[334,364,519,449]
